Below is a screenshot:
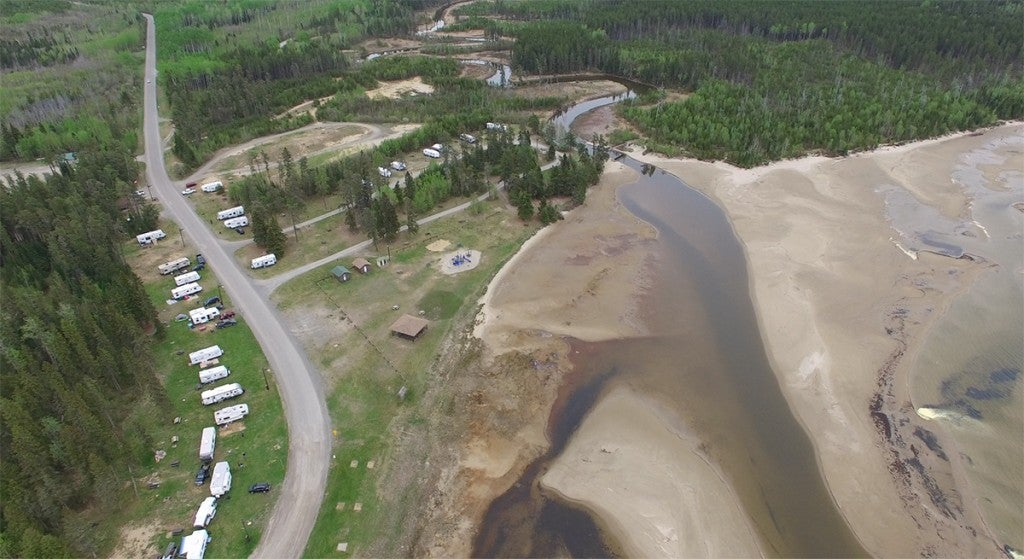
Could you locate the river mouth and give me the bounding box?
[472,154,868,557]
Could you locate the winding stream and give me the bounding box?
[472,93,868,557]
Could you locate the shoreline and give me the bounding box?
[622,122,1021,557]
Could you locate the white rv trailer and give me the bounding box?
[200,181,222,193]
[171,282,203,300]
[389,161,407,171]
[189,307,220,325]
[377,166,392,177]
[214,403,249,426]
[201,383,244,406]
[422,148,441,158]
[486,122,508,131]
[189,345,223,366]
[136,229,166,245]
[174,271,201,286]
[193,497,217,529]
[158,257,190,275]
[210,462,231,497]
[223,216,249,229]
[250,254,277,269]
[179,530,209,559]
[216,206,244,220]
[199,365,230,384]
[199,426,216,462]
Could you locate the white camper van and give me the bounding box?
[174,271,201,287]
[216,206,244,220]
[199,427,216,462]
[210,462,232,497]
[189,345,224,366]
[193,497,217,529]
[199,365,230,384]
[201,383,244,406]
[171,282,203,300]
[390,161,407,171]
[377,166,392,178]
[179,530,209,559]
[189,307,220,325]
[201,181,222,193]
[159,257,190,275]
[422,148,441,158]
[223,216,248,229]
[214,403,249,426]
[250,254,277,269]
[136,229,167,246]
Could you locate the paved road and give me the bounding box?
[141,15,331,558]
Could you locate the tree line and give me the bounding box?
[0,146,167,558]
[464,0,1023,166]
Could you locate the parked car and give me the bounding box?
[174,313,189,322]
[196,254,206,266]
[204,296,220,307]
[182,188,196,196]
[215,319,237,329]
[185,182,197,188]
[134,190,145,197]
[234,227,245,235]
[248,482,271,494]
[195,463,211,485]
[192,262,205,272]
[220,311,236,319]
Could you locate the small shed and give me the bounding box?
[331,265,351,282]
[352,258,371,274]
[389,314,429,340]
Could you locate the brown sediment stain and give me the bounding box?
[869,294,990,550]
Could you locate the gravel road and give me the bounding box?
[142,15,331,559]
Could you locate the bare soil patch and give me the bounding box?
[366,77,435,99]
[512,79,626,102]
[108,521,162,559]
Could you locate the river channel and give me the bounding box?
[472,94,868,557]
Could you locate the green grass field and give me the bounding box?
[268,201,540,557]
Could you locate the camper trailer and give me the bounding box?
[199,427,216,462]
[201,181,222,193]
[486,122,508,131]
[199,365,230,384]
[189,345,223,366]
[250,254,277,269]
[216,206,245,220]
[174,271,201,287]
[201,383,244,406]
[210,462,231,497]
[459,133,477,144]
[159,257,191,275]
[214,403,249,426]
[223,216,249,229]
[179,530,209,559]
[171,282,203,300]
[189,307,220,325]
[422,148,441,158]
[377,166,392,178]
[193,497,217,529]
[390,161,407,171]
[136,229,166,246]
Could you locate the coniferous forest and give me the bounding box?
[470,0,1024,166]
[0,146,167,558]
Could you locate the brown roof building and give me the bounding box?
[389,314,429,340]
[353,257,371,274]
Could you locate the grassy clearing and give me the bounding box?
[236,211,368,276]
[210,124,367,174]
[114,223,287,558]
[269,201,540,558]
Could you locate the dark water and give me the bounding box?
[473,151,869,556]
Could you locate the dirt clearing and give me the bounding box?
[366,77,435,99]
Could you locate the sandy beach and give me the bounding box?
[603,123,1021,557]
[454,123,1022,557]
